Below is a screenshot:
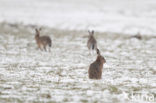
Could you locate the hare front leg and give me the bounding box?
[43,45,47,51]
[37,43,42,51]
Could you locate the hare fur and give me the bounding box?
[35,28,52,51]
[88,48,106,79]
[87,30,97,52]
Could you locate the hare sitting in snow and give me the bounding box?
[131,32,142,40]
[87,30,97,53]
[88,48,106,79]
[35,28,52,51]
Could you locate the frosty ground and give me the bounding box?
[0,0,156,103]
[0,22,155,103]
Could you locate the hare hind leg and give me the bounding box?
[92,44,97,54]
[43,45,47,51]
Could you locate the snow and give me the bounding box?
[0,0,156,103]
[0,0,156,35]
[0,24,155,103]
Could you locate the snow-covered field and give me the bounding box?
[0,0,156,103]
[0,0,156,35]
[0,23,155,103]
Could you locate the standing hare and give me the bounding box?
[88,48,106,79]
[87,30,97,53]
[35,28,52,51]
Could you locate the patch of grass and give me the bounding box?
[81,99,88,103]
[108,85,120,94]
[131,87,142,92]
[63,98,69,102]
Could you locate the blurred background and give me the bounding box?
[0,0,156,35]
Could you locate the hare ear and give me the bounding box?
[88,30,91,35]
[35,28,40,35]
[39,27,42,31]
[35,28,38,33]
[96,48,100,55]
[92,30,94,34]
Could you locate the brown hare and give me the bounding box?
[35,28,52,51]
[87,30,97,53]
[131,32,142,40]
[88,48,106,79]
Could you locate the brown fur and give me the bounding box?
[131,32,142,40]
[87,30,97,51]
[88,48,106,79]
[35,28,52,51]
